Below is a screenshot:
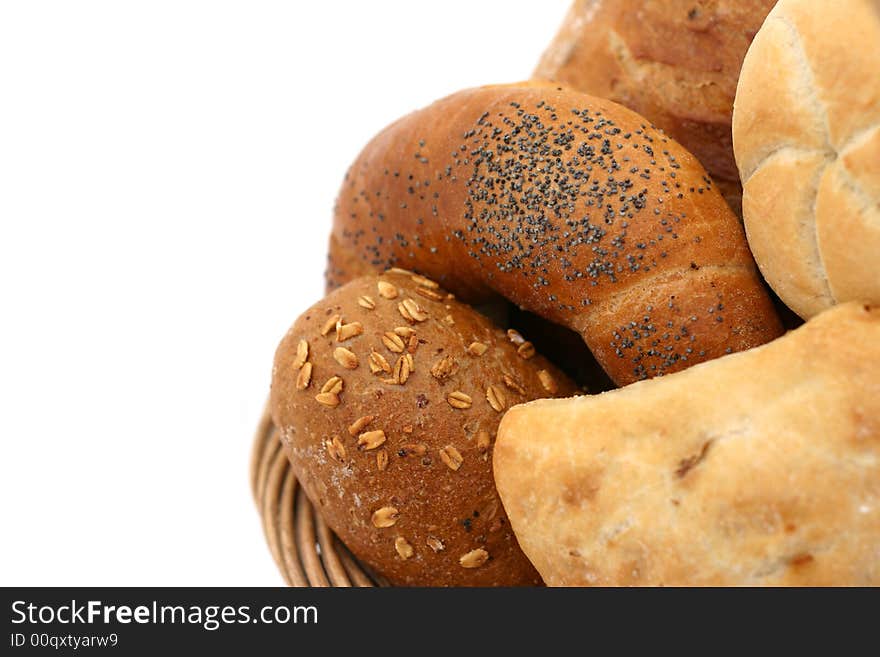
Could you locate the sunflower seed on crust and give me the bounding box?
[315,392,340,407]
[538,369,558,394]
[292,339,309,369]
[371,506,399,528]
[459,548,489,569]
[397,302,413,323]
[517,341,536,359]
[336,321,364,342]
[439,445,463,471]
[392,355,410,385]
[395,536,414,559]
[431,355,457,380]
[410,273,439,289]
[295,362,313,390]
[400,443,427,456]
[426,536,445,553]
[321,375,344,395]
[333,347,358,369]
[348,415,374,436]
[486,385,506,412]
[377,280,398,299]
[447,391,472,409]
[382,332,405,353]
[325,435,346,462]
[467,341,488,356]
[399,298,428,322]
[502,373,526,395]
[357,430,386,450]
[369,350,392,374]
[321,315,341,337]
[476,429,491,452]
[416,287,444,301]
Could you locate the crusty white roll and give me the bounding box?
[494,302,880,586]
[733,0,880,319]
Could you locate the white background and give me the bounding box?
[0,1,567,585]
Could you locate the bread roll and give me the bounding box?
[270,270,577,586]
[329,82,783,386]
[535,0,776,216]
[733,0,880,319]
[494,302,880,586]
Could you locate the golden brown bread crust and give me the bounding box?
[270,270,577,586]
[732,0,880,319]
[534,0,776,216]
[494,302,880,586]
[329,82,783,385]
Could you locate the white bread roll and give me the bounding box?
[732,0,880,319]
[494,302,880,586]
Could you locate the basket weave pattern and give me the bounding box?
[250,406,390,587]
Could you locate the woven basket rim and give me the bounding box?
[250,404,389,587]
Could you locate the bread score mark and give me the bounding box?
[674,438,714,479]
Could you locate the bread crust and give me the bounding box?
[733,0,880,319]
[330,82,782,385]
[494,302,880,586]
[534,0,776,216]
[270,270,577,586]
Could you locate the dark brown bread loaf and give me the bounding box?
[534,0,777,216]
[328,82,783,385]
[270,270,578,586]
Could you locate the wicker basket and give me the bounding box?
[249,405,390,587]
